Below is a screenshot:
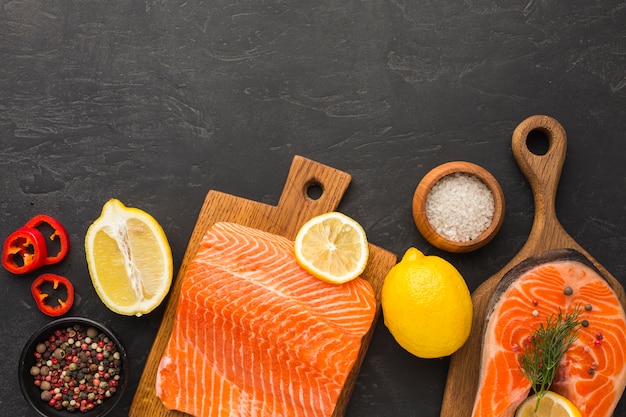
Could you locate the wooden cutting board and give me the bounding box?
[129,155,398,417]
[440,115,626,416]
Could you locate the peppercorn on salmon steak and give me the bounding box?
[155,222,377,417]
[471,249,626,417]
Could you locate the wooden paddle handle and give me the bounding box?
[511,115,567,231]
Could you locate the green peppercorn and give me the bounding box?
[41,390,52,401]
[53,348,65,360]
[87,327,98,338]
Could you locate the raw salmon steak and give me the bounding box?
[472,249,626,417]
[156,222,376,417]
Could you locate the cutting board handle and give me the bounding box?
[511,115,567,230]
[274,156,353,238]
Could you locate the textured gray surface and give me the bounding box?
[2,1,626,416]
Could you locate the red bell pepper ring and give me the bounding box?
[31,273,75,316]
[24,214,70,265]
[2,227,48,274]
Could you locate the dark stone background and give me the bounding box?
[2,1,625,416]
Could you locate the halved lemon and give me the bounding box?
[294,212,369,284]
[85,199,173,316]
[516,391,582,417]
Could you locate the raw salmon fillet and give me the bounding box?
[156,222,376,417]
[472,249,626,417]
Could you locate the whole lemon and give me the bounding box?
[381,247,473,358]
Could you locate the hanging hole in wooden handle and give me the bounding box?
[305,181,324,201]
[526,128,550,156]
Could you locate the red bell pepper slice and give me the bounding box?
[24,214,70,265]
[2,227,48,274]
[31,273,75,316]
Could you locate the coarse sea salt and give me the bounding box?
[425,172,495,242]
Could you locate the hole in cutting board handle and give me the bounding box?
[305,181,324,200]
[526,128,550,156]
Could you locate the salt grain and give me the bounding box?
[425,172,495,242]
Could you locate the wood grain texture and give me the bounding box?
[440,115,626,417]
[129,155,397,417]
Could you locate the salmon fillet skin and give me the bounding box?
[471,249,626,417]
[156,222,377,417]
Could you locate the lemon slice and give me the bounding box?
[516,391,582,417]
[85,199,173,317]
[294,212,369,284]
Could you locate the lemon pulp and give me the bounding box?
[515,391,582,417]
[294,212,369,284]
[85,199,173,316]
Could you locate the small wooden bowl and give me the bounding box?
[412,161,505,253]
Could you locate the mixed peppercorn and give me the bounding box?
[29,324,123,413]
[520,285,608,382]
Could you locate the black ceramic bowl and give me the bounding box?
[19,317,128,417]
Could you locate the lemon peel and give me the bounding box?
[381,247,472,358]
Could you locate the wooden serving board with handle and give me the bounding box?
[440,115,626,416]
[129,155,398,417]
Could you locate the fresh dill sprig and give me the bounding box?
[518,306,582,411]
